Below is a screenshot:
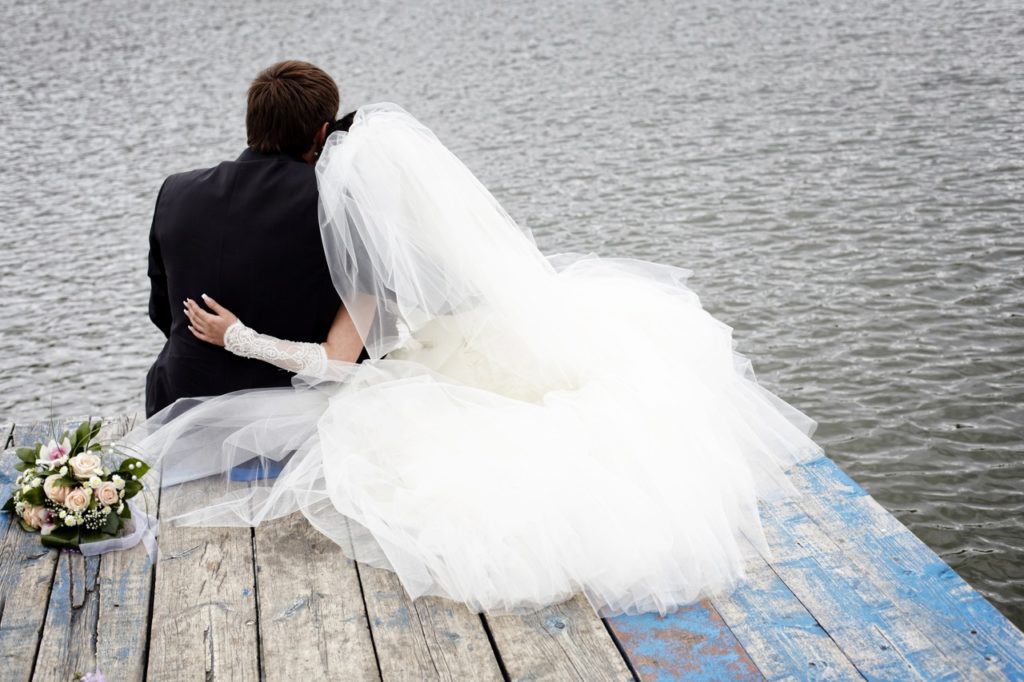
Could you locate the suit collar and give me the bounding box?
[237,147,307,164]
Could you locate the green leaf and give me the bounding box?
[122,480,143,499]
[16,447,37,465]
[70,421,92,455]
[89,443,102,451]
[22,487,45,506]
[14,462,29,472]
[41,526,80,550]
[116,457,150,478]
[18,519,37,533]
[99,509,122,535]
[79,530,108,544]
[2,497,14,513]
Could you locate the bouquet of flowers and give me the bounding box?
[3,419,150,551]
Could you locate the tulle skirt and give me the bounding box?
[135,254,822,616]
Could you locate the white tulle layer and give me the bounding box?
[135,254,822,616]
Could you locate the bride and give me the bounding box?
[137,103,823,616]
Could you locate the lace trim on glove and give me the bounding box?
[223,320,328,377]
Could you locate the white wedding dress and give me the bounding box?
[135,104,823,616]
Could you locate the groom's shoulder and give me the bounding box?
[159,163,223,197]
[162,150,313,193]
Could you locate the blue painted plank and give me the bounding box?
[759,493,962,680]
[32,551,104,678]
[789,457,1024,679]
[711,555,863,680]
[0,419,83,680]
[608,599,762,681]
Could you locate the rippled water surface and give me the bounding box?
[1,0,1022,625]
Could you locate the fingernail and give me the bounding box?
[201,293,208,299]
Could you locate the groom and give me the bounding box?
[145,61,342,417]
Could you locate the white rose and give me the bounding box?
[111,474,125,490]
[68,453,103,480]
[43,474,68,504]
[95,482,120,507]
[87,475,102,489]
[65,516,77,527]
[64,486,92,513]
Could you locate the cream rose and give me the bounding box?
[95,482,120,507]
[64,486,92,513]
[43,474,68,504]
[21,504,51,529]
[68,453,103,480]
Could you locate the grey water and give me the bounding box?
[1,0,1022,626]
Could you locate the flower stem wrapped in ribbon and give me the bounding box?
[2,419,151,552]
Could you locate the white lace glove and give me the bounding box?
[223,320,328,377]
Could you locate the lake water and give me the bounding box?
[1,0,1022,626]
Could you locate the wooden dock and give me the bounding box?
[2,416,1023,681]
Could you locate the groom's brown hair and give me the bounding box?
[246,60,339,157]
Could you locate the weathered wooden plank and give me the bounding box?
[253,512,379,681]
[486,594,634,682]
[711,555,863,680]
[759,492,963,680]
[93,415,155,682]
[359,563,503,681]
[146,475,259,681]
[608,599,761,682]
[0,419,83,682]
[0,422,21,547]
[790,457,1024,679]
[29,416,151,681]
[0,449,16,547]
[31,552,102,681]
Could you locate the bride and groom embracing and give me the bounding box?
[140,60,823,616]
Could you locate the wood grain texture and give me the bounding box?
[0,419,86,679]
[359,563,503,681]
[711,555,863,681]
[759,491,963,680]
[31,552,103,681]
[30,416,153,681]
[253,512,380,681]
[146,475,259,682]
[0,449,16,547]
[608,599,761,682]
[94,415,155,681]
[0,420,82,682]
[486,594,634,682]
[789,457,1024,679]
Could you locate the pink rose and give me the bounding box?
[64,486,92,513]
[21,504,51,530]
[95,482,120,507]
[43,474,68,504]
[68,453,103,480]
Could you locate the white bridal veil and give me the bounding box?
[134,104,823,616]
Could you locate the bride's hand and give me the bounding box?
[184,294,238,347]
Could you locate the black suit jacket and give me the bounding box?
[145,148,342,417]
